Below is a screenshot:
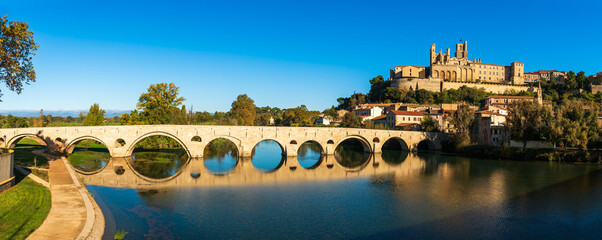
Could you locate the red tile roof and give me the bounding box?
[389,110,423,116]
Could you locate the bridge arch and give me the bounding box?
[417,139,437,151]
[250,138,286,155]
[335,135,372,153]
[382,137,410,151]
[125,131,191,157]
[7,133,48,148]
[66,135,112,156]
[204,135,242,154]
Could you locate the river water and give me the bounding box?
[75,140,602,240]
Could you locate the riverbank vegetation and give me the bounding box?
[13,138,48,169]
[0,170,51,240]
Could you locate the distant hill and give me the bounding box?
[0,110,130,118]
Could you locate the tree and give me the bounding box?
[340,112,363,128]
[554,100,599,150]
[506,101,554,149]
[0,15,38,100]
[448,104,474,147]
[230,94,256,126]
[367,75,387,102]
[83,103,105,126]
[137,83,185,124]
[421,115,440,132]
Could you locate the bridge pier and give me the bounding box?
[285,156,299,170]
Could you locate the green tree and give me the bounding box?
[83,103,105,126]
[420,115,440,132]
[0,15,38,99]
[367,75,388,102]
[230,94,256,126]
[137,83,185,124]
[448,104,474,147]
[506,101,554,149]
[554,100,599,150]
[340,112,363,128]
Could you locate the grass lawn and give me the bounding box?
[13,138,49,169]
[0,170,51,240]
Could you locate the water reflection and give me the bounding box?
[297,141,323,169]
[203,138,238,174]
[130,150,189,179]
[84,152,602,240]
[251,140,285,172]
[68,140,110,173]
[334,138,371,169]
[381,150,408,165]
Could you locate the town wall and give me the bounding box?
[0,151,14,193]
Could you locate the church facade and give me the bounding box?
[389,41,532,93]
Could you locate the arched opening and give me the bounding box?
[191,136,202,142]
[115,139,126,148]
[382,137,410,151]
[251,140,285,172]
[381,137,410,165]
[327,140,335,144]
[417,140,435,152]
[203,138,238,174]
[10,136,49,169]
[290,140,297,145]
[334,138,371,169]
[67,138,110,173]
[55,137,63,143]
[128,134,189,179]
[373,137,380,143]
[115,166,125,175]
[297,141,323,169]
[190,173,201,178]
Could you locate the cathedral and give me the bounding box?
[389,41,530,93]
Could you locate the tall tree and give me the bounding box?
[420,115,440,132]
[367,75,387,102]
[230,94,256,126]
[83,103,105,126]
[137,83,185,124]
[448,103,474,147]
[554,100,599,150]
[0,15,38,100]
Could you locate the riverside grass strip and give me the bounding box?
[0,170,51,240]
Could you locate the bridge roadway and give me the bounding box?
[79,153,430,188]
[0,125,446,158]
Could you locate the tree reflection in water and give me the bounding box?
[334,138,371,168]
[297,141,323,169]
[203,138,238,174]
[130,150,188,179]
[252,140,285,172]
[68,139,110,172]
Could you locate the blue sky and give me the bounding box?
[1,0,601,112]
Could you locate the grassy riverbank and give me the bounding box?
[13,138,49,169]
[0,170,51,240]
[450,145,602,163]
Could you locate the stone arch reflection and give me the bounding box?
[297,141,324,169]
[334,138,371,170]
[203,138,238,174]
[251,140,285,172]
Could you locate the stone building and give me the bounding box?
[390,41,533,94]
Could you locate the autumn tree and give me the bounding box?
[83,103,105,126]
[340,112,363,128]
[0,15,38,100]
[230,94,256,126]
[136,83,185,124]
[447,103,474,147]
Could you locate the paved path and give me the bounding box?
[27,150,102,240]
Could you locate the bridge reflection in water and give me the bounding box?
[78,151,427,189]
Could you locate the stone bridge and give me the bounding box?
[0,125,447,158]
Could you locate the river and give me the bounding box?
[73,140,602,240]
